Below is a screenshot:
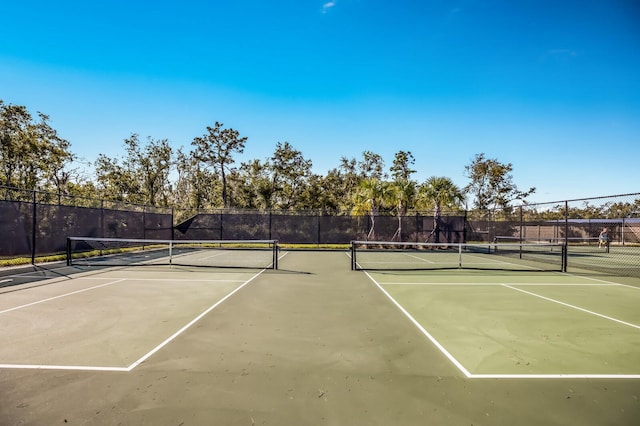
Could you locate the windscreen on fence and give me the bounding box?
[3,186,639,278]
[173,212,466,245]
[0,195,173,259]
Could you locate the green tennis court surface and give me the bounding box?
[1,251,639,425]
[368,269,640,377]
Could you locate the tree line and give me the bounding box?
[0,99,545,219]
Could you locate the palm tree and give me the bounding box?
[388,179,417,241]
[417,177,465,243]
[351,178,393,240]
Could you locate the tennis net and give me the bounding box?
[350,240,566,272]
[66,237,280,269]
[495,235,601,245]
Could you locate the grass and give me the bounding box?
[0,254,65,268]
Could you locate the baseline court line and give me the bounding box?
[0,271,266,372]
[98,278,246,283]
[0,364,129,372]
[381,282,617,286]
[469,373,640,379]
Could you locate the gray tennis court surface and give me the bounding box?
[1,251,639,425]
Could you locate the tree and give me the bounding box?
[418,176,465,242]
[358,150,386,180]
[315,157,365,213]
[464,153,535,213]
[351,178,393,240]
[192,122,247,208]
[390,150,416,182]
[388,179,417,241]
[174,147,218,211]
[123,134,173,206]
[270,141,313,209]
[234,159,276,209]
[387,150,417,240]
[95,134,173,206]
[0,100,74,190]
[94,153,140,202]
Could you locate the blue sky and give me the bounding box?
[1,0,638,203]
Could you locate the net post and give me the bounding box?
[351,241,356,270]
[169,240,173,266]
[458,243,462,268]
[66,237,71,266]
[562,243,568,272]
[273,240,279,269]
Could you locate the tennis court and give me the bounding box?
[1,245,639,425]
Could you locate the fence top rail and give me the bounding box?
[521,192,640,208]
[67,237,279,245]
[351,240,565,247]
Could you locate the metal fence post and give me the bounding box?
[31,190,37,264]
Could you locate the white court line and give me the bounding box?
[382,282,502,286]
[381,282,618,286]
[572,274,640,290]
[125,269,265,371]
[403,253,436,264]
[0,270,266,372]
[502,284,640,330]
[0,364,129,372]
[469,373,640,379]
[183,250,227,261]
[463,253,542,270]
[4,274,59,279]
[363,270,472,378]
[103,278,245,283]
[364,272,640,379]
[0,278,127,314]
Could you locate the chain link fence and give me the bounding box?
[2,186,638,277]
[0,186,173,262]
[467,193,640,277]
[172,209,466,244]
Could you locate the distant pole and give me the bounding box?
[31,190,37,264]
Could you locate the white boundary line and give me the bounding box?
[381,282,618,287]
[0,364,130,372]
[93,278,246,283]
[0,270,265,372]
[0,278,127,314]
[125,269,265,371]
[403,253,436,264]
[469,373,640,379]
[573,273,640,290]
[362,270,640,379]
[363,270,472,378]
[502,284,640,330]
